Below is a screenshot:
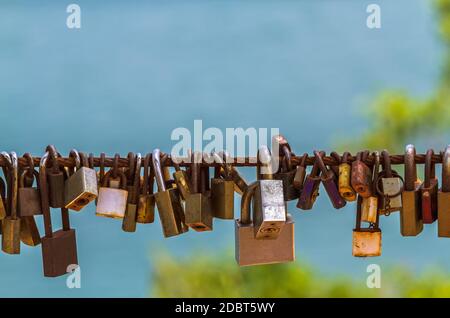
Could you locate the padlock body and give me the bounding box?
[322,171,346,209]
[401,187,423,236]
[2,217,21,254]
[48,171,65,208]
[253,180,286,239]
[95,187,128,219]
[137,194,155,223]
[297,175,321,210]
[235,215,295,266]
[155,188,187,237]
[438,191,450,237]
[421,178,438,224]
[211,178,235,219]
[41,229,78,277]
[185,193,213,231]
[20,216,41,246]
[352,229,381,257]
[274,170,300,201]
[361,196,378,224]
[173,170,191,201]
[64,167,98,211]
[18,187,42,216]
[380,177,402,214]
[351,161,372,198]
[338,163,356,201]
[122,203,137,232]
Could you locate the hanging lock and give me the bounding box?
[210,151,235,220]
[438,145,450,237]
[272,135,300,201]
[1,152,21,254]
[46,145,66,208]
[153,149,188,237]
[351,151,372,198]
[40,151,78,277]
[401,145,423,236]
[96,154,129,219]
[377,150,403,215]
[338,152,357,201]
[64,150,98,211]
[297,153,321,210]
[293,153,308,190]
[421,149,438,224]
[361,151,381,224]
[185,152,213,231]
[172,161,191,201]
[122,153,142,232]
[136,153,156,224]
[352,195,382,257]
[314,151,346,209]
[235,181,295,266]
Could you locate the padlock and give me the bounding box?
[272,136,300,201]
[235,181,295,266]
[352,195,382,257]
[153,149,187,237]
[338,152,357,201]
[122,153,142,232]
[137,153,155,224]
[438,145,450,237]
[1,152,21,254]
[351,151,372,198]
[297,153,321,210]
[314,151,346,209]
[225,165,248,195]
[46,145,66,208]
[377,150,403,215]
[421,149,438,224]
[0,176,6,220]
[185,152,213,231]
[401,145,423,236]
[293,153,308,190]
[39,151,78,277]
[252,146,286,239]
[361,151,380,224]
[172,162,191,201]
[64,150,98,211]
[95,163,129,219]
[18,168,41,217]
[210,152,235,220]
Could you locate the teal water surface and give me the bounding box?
[0,0,443,297]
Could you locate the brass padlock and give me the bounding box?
[401,145,423,236]
[297,153,321,210]
[40,151,78,277]
[185,152,213,231]
[210,152,234,220]
[338,152,357,201]
[172,162,191,201]
[293,153,308,190]
[421,149,438,224]
[95,158,129,219]
[314,151,346,209]
[18,168,42,217]
[361,151,381,224]
[64,150,98,211]
[153,149,187,237]
[352,196,382,257]
[136,153,155,224]
[1,152,21,254]
[252,146,286,239]
[377,150,403,215]
[438,145,450,237]
[273,135,300,201]
[351,151,372,198]
[46,145,66,208]
[235,181,295,266]
[122,153,141,232]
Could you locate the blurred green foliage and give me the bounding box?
[151,1,450,298]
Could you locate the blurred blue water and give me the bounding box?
[0,0,444,297]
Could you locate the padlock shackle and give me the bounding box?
[0,152,11,213]
[19,168,40,189]
[424,149,435,188]
[126,152,136,185]
[99,153,106,185]
[442,145,450,192]
[79,152,89,168]
[68,149,81,174]
[240,181,258,225]
[381,150,393,178]
[142,153,151,195]
[9,152,18,220]
[23,152,35,179]
[313,150,329,176]
[39,151,53,238]
[404,144,417,191]
[152,149,166,192]
[112,153,120,179]
[280,145,293,172]
[371,151,380,191]
[257,146,273,180]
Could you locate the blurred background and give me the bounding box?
[1,0,450,297]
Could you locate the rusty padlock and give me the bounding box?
[338,152,357,201]
[314,151,346,209]
[136,153,155,224]
[377,150,403,215]
[352,195,382,257]
[361,151,380,224]
[401,145,423,236]
[273,136,300,201]
[210,151,235,219]
[46,145,66,208]
[421,149,438,224]
[122,153,142,232]
[351,151,372,198]
[438,145,450,237]
[235,181,295,266]
[297,153,321,210]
